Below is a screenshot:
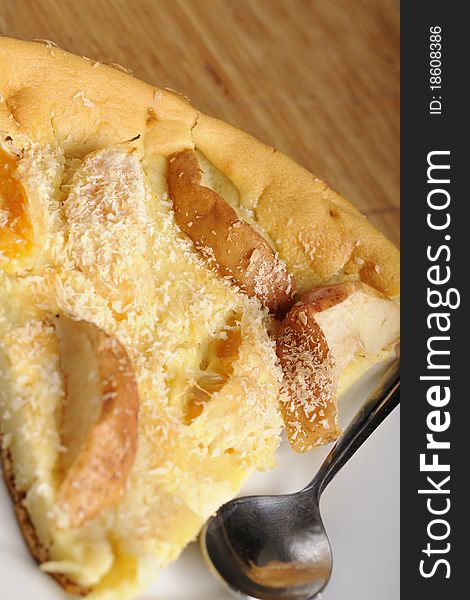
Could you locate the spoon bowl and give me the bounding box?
[202,490,331,599]
[201,361,400,599]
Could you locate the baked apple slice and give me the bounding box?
[55,315,139,528]
[184,315,242,425]
[276,281,399,451]
[0,140,33,268]
[168,149,296,314]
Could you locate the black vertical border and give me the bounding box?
[401,4,467,598]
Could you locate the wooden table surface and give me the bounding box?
[0,0,399,246]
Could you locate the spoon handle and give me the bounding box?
[306,360,400,497]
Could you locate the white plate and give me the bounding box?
[0,362,399,600]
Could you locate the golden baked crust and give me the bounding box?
[0,37,399,297]
[0,36,400,599]
[0,443,88,596]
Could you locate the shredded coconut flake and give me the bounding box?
[72,90,95,108]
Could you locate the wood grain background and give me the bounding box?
[0,0,399,246]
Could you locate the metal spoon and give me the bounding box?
[201,361,400,599]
